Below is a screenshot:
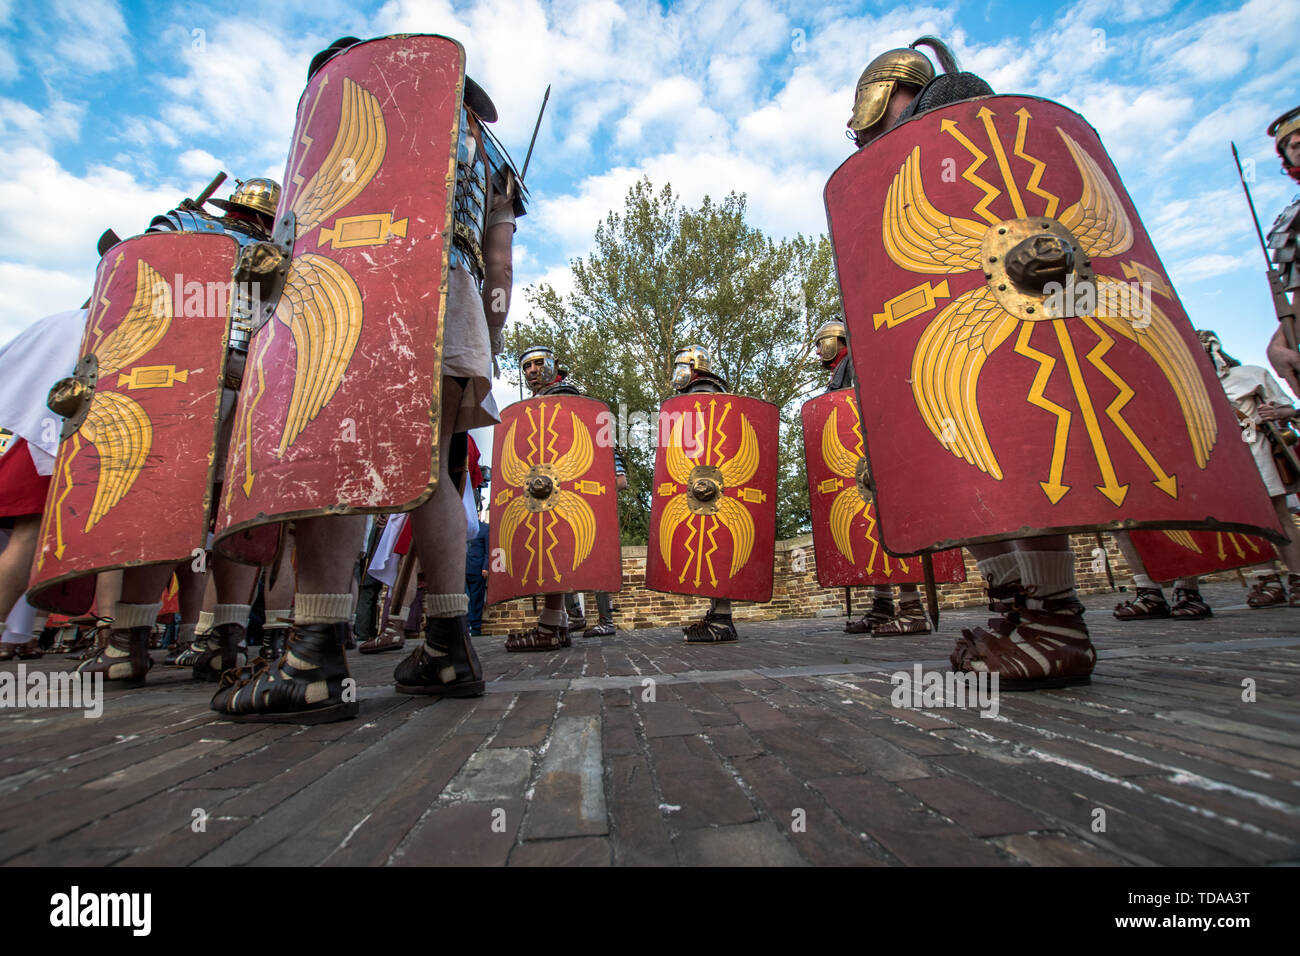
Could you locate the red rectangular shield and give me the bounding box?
[802,390,966,587]
[825,95,1283,554]
[646,393,778,602]
[29,232,236,613]
[217,35,463,556]
[487,395,622,601]
[1128,528,1276,582]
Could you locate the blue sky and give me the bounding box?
[1,0,1297,411]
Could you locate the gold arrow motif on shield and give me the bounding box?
[883,111,1218,507]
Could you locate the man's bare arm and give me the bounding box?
[483,219,514,353]
[1268,324,1300,398]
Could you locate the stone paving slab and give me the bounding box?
[0,581,1297,866]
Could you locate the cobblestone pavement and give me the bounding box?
[1,581,1297,866]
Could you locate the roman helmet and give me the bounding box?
[1196,329,1240,372]
[813,320,848,365]
[671,344,713,391]
[1269,106,1300,164]
[847,46,934,145]
[209,178,281,220]
[520,345,556,390]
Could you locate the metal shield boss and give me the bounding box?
[802,390,966,586]
[487,395,622,602]
[824,95,1284,553]
[646,393,778,602]
[1127,528,1277,582]
[216,35,463,559]
[29,232,237,613]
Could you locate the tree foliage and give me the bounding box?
[503,178,843,544]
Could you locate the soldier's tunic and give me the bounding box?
[1220,364,1296,497]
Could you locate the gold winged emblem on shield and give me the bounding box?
[657,403,763,586]
[496,409,600,585]
[232,76,386,498]
[883,115,1217,507]
[43,257,178,562]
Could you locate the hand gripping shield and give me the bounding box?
[802,390,966,586]
[825,95,1284,554]
[1128,528,1277,582]
[216,34,463,559]
[487,395,622,602]
[29,232,236,613]
[646,393,778,602]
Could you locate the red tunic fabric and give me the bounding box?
[0,438,51,518]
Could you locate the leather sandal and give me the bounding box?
[1169,588,1212,619]
[1113,586,1171,620]
[504,623,568,652]
[584,621,616,638]
[192,623,247,681]
[175,635,211,667]
[872,599,931,635]
[77,626,153,685]
[209,621,357,724]
[1247,573,1287,608]
[1290,574,1300,608]
[951,590,1093,690]
[683,613,738,644]
[394,615,484,697]
[359,625,407,654]
[845,597,894,634]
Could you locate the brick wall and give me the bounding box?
[479,532,1256,634]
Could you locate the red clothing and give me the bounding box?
[0,438,51,517]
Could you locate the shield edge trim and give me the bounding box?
[822,94,1288,554]
[212,37,466,560]
[29,231,239,611]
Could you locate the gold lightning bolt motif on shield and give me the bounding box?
[496,402,603,587]
[817,395,910,576]
[881,109,1217,507]
[657,399,765,588]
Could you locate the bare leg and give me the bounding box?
[0,515,39,620]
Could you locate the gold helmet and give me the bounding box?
[847,47,934,142]
[813,320,848,364]
[210,178,281,219]
[1196,329,1240,370]
[520,345,556,391]
[672,344,712,391]
[1268,106,1300,163]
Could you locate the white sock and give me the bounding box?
[424,593,468,618]
[873,586,893,600]
[295,593,353,624]
[196,611,215,635]
[212,603,251,629]
[1173,577,1199,591]
[264,608,293,627]
[1016,550,1076,606]
[1133,573,1157,589]
[114,602,162,629]
[539,607,566,628]
[977,552,1021,588]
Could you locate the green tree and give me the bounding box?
[503,178,842,544]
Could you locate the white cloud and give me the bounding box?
[177,148,224,177]
[29,0,133,75]
[0,97,84,149]
[0,145,184,338]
